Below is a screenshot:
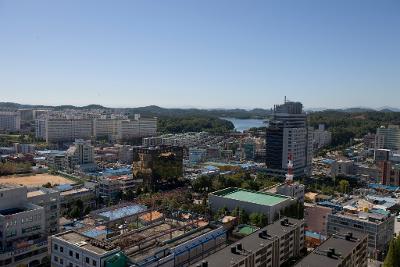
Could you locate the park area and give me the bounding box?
[0,173,74,187]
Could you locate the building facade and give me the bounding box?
[265,100,313,178]
[0,111,21,132]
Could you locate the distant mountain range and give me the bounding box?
[1,102,399,119]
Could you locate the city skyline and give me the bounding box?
[1,0,399,109]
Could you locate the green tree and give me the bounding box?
[384,236,400,267]
[339,180,350,194]
[250,213,259,226]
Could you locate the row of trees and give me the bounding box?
[192,172,280,193]
[215,206,268,227]
[158,116,235,134]
[0,162,32,175]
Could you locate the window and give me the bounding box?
[60,259,64,264]
[86,257,90,263]
[75,253,79,259]
[60,246,64,253]
[54,256,58,262]
[69,250,73,257]
[54,244,58,250]
[93,260,97,266]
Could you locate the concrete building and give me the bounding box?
[312,124,332,150]
[59,187,96,214]
[276,182,305,203]
[189,148,207,165]
[64,139,96,171]
[98,175,140,200]
[375,125,400,150]
[0,185,48,267]
[49,231,122,267]
[295,231,368,267]
[191,217,304,267]
[304,203,332,235]
[0,111,21,132]
[327,211,394,259]
[13,143,35,154]
[18,109,34,122]
[209,188,297,223]
[27,187,60,235]
[35,118,93,143]
[265,100,313,178]
[116,145,133,164]
[330,159,355,177]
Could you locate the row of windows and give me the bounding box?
[54,244,97,266]
[5,214,42,228]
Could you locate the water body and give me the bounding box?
[222,117,267,132]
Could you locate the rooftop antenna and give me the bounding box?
[285,153,293,184]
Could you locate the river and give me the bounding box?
[221,117,267,132]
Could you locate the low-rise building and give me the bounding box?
[276,182,305,203]
[304,203,332,235]
[327,211,394,259]
[0,185,48,267]
[295,231,368,267]
[209,188,297,224]
[27,187,60,235]
[49,231,122,267]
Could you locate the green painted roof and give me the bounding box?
[220,189,288,206]
[238,225,258,235]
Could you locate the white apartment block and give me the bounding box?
[50,231,121,267]
[0,111,21,132]
[313,124,332,149]
[0,185,48,267]
[36,116,157,143]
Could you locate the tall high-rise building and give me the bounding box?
[265,99,313,178]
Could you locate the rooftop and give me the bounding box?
[212,187,289,206]
[191,218,303,267]
[295,232,367,267]
[97,204,147,221]
[55,231,119,256]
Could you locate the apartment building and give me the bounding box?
[27,187,60,235]
[0,185,48,267]
[313,124,332,150]
[0,111,21,132]
[191,217,304,267]
[98,175,139,200]
[35,118,92,143]
[36,116,157,143]
[375,125,400,150]
[295,231,368,267]
[50,231,122,267]
[327,211,394,259]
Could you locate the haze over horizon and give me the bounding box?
[1,0,399,109]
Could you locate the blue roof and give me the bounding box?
[322,159,335,165]
[83,228,112,238]
[305,231,327,240]
[99,204,147,221]
[55,184,74,192]
[369,183,400,191]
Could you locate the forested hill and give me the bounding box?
[0,102,272,119]
[309,110,400,147]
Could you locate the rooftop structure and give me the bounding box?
[295,231,368,267]
[191,217,304,267]
[94,204,147,222]
[209,188,296,223]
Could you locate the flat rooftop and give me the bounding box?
[295,232,367,267]
[213,188,289,206]
[55,231,118,256]
[191,217,303,267]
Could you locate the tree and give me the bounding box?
[339,180,350,194]
[250,213,259,226]
[384,235,400,267]
[69,206,81,218]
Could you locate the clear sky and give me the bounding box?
[0,0,399,109]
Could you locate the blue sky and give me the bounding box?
[0,0,399,109]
